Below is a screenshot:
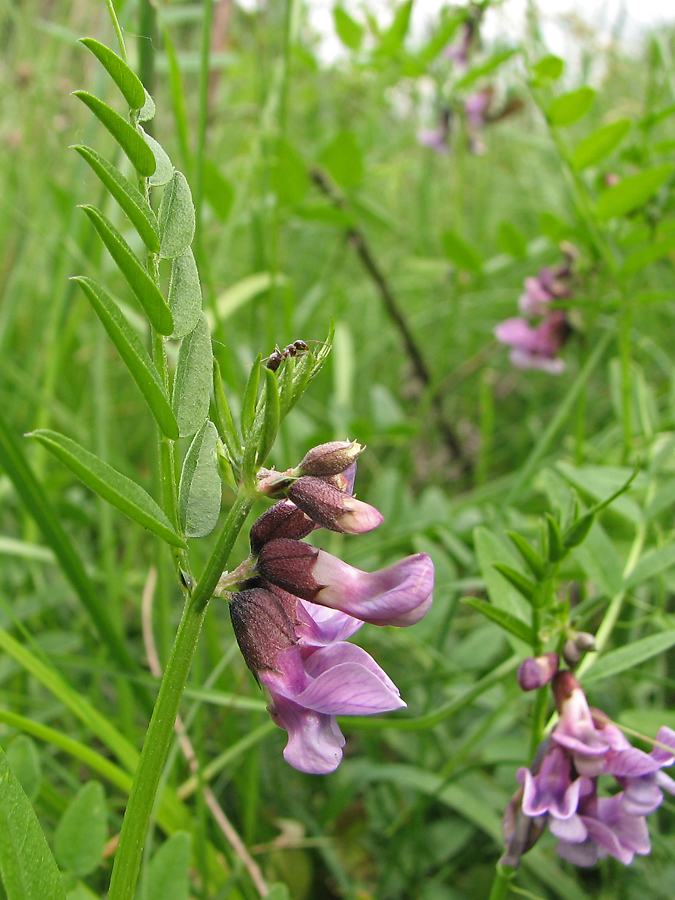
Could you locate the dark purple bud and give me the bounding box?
[288,476,383,534]
[297,441,363,477]
[256,538,321,600]
[500,786,547,868]
[250,500,315,553]
[517,653,559,691]
[562,639,582,668]
[229,587,297,677]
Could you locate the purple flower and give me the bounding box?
[230,588,404,774]
[553,790,651,867]
[418,126,450,154]
[464,88,492,130]
[502,669,675,868]
[494,312,570,374]
[519,268,571,316]
[227,443,434,773]
[443,21,473,69]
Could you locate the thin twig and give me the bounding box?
[310,167,471,472]
[141,567,270,898]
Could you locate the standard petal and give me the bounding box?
[312,551,434,627]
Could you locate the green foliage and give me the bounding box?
[54,782,107,878]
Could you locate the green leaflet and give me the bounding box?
[172,314,213,438]
[72,145,159,251]
[80,205,174,335]
[168,248,203,339]
[73,91,156,177]
[6,737,41,803]
[333,6,363,50]
[548,87,595,127]
[0,745,66,900]
[79,38,145,109]
[28,430,186,548]
[140,128,173,186]
[178,421,221,539]
[146,833,192,900]
[462,597,534,645]
[596,164,674,220]
[571,118,631,170]
[54,782,108,878]
[72,277,178,439]
[159,170,196,259]
[240,356,261,439]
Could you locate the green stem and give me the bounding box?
[488,864,515,900]
[107,492,254,900]
[105,0,127,61]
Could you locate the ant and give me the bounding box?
[263,340,309,372]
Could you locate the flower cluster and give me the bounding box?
[502,668,675,868]
[495,261,573,373]
[223,442,434,774]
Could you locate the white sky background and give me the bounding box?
[302,0,675,63]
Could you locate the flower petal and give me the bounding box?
[312,551,434,626]
[268,692,345,774]
[294,661,406,716]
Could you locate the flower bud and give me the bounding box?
[288,476,383,534]
[250,500,315,553]
[256,538,321,600]
[517,653,559,691]
[297,441,363,477]
[562,632,596,669]
[229,588,297,677]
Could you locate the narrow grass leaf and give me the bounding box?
[257,367,280,465]
[596,164,673,220]
[54,782,107,878]
[212,359,241,464]
[28,429,186,548]
[72,145,159,251]
[72,91,155,176]
[583,630,675,683]
[507,531,546,579]
[571,118,631,170]
[492,563,537,603]
[0,410,145,690]
[621,234,675,276]
[455,48,517,89]
[80,206,173,335]
[0,744,66,900]
[178,421,221,538]
[442,229,482,272]
[240,356,261,438]
[158,170,196,259]
[79,39,145,109]
[214,272,283,323]
[462,597,534,644]
[146,832,191,900]
[168,248,202,339]
[72,277,178,439]
[172,314,213,437]
[548,87,595,127]
[625,543,675,589]
[202,159,234,221]
[140,128,173,186]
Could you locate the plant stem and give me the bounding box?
[488,864,515,900]
[107,491,255,900]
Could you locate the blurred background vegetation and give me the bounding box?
[2,1,675,898]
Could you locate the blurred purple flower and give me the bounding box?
[494,311,570,374]
[517,652,560,691]
[418,108,452,155]
[464,88,492,130]
[444,21,473,68]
